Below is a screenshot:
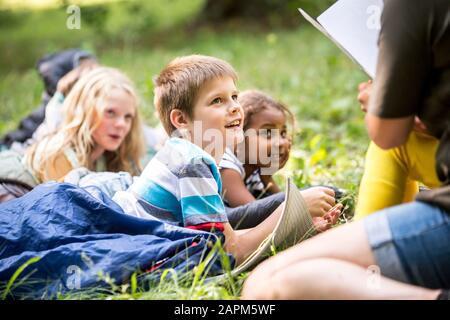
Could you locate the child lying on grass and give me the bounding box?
[220,90,341,227]
[25,67,144,182]
[113,54,342,265]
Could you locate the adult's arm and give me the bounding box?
[368,0,430,149]
[365,114,414,149]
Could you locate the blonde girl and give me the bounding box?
[26,67,144,182]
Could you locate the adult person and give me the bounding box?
[242,0,450,299]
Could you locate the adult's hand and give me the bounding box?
[413,116,429,134]
[357,80,372,113]
[358,81,429,135]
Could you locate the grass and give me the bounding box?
[0,0,370,300]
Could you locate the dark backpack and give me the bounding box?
[0,178,33,203]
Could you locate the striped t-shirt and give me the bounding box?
[116,137,228,231]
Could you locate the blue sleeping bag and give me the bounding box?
[0,182,234,298]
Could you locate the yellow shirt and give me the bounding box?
[43,153,74,182]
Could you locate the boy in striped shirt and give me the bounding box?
[113,55,339,265]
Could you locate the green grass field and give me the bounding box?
[0,0,370,299]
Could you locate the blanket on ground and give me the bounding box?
[0,182,233,299]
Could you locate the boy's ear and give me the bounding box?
[170,109,190,130]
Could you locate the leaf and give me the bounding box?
[2,256,41,300]
[310,148,327,165]
[130,272,137,295]
[309,134,323,150]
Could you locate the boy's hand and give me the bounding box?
[357,80,372,113]
[301,187,336,218]
[312,203,343,233]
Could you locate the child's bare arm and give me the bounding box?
[224,166,334,217]
[259,181,336,218]
[260,175,281,194]
[222,203,284,265]
[221,168,256,207]
[222,200,343,265]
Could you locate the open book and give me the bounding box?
[206,177,316,283]
[299,0,384,78]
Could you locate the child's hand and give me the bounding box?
[312,203,343,232]
[301,187,336,218]
[357,80,372,113]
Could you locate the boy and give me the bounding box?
[113,55,340,265]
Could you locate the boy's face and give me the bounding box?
[186,76,244,158]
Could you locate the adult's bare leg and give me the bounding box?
[241,220,440,299]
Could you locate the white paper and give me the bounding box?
[299,0,384,78]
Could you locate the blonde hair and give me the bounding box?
[26,67,144,182]
[154,54,238,134]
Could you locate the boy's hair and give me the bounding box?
[154,55,238,134]
[238,90,295,131]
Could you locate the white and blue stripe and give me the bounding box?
[129,137,227,227]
